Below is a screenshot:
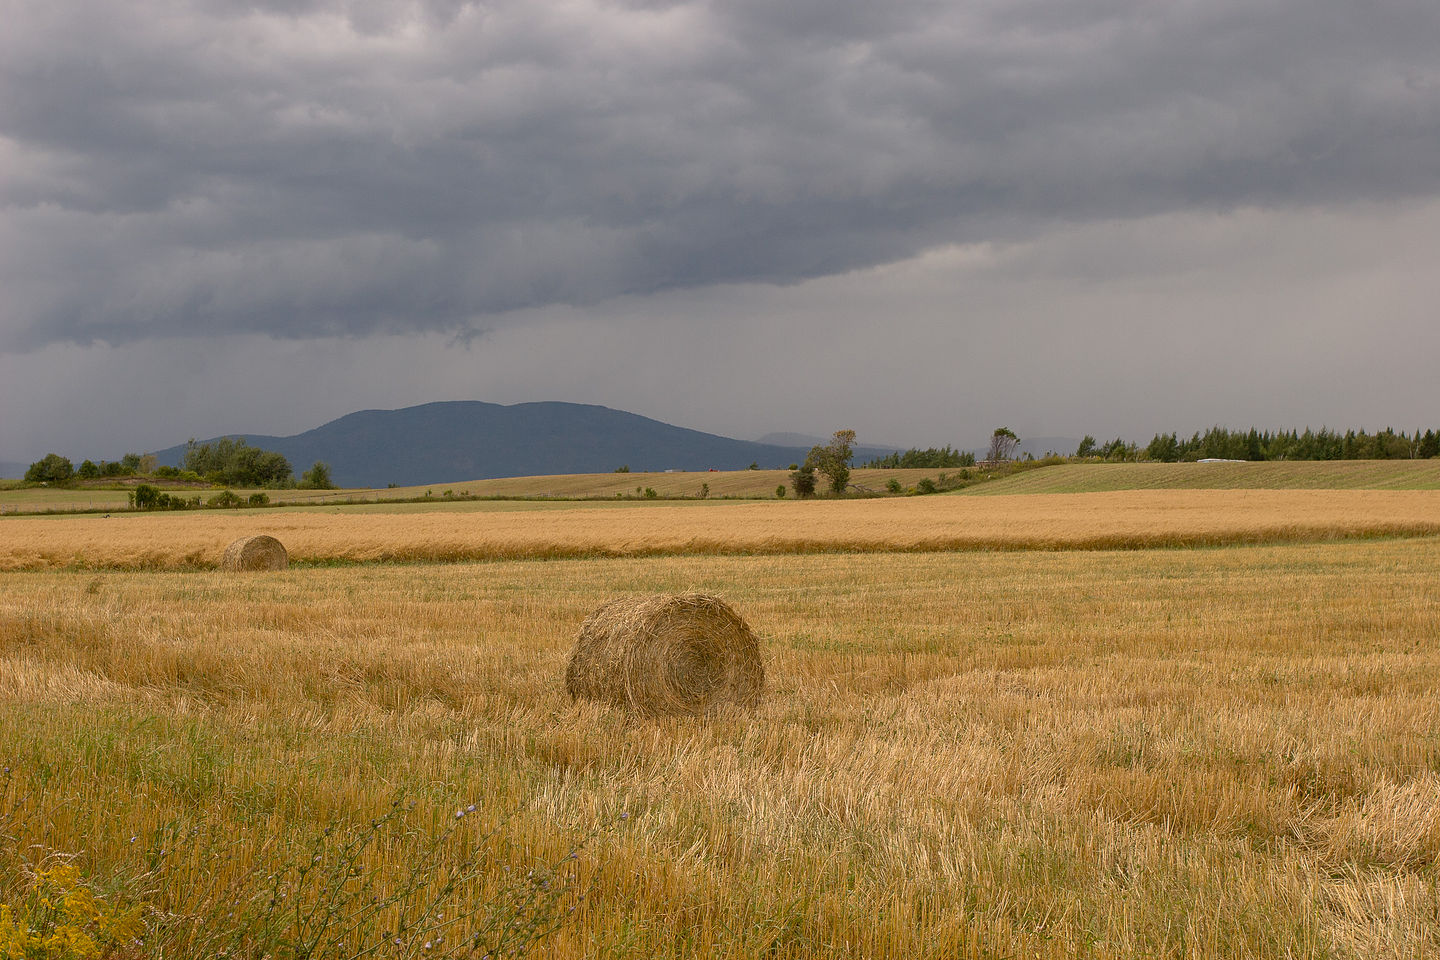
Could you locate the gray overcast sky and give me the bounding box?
[3,0,1439,462]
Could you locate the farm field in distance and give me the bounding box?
[6,459,1440,516]
[2,476,1439,957]
[0,468,953,514]
[974,459,1440,494]
[3,488,1440,571]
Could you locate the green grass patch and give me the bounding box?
[967,460,1440,494]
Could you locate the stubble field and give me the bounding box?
[4,489,1440,571]
[2,490,1439,957]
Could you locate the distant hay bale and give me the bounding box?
[220,535,288,572]
[565,593,765,716]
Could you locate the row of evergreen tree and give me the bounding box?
[861,445,977,468]
[1078,426,1440,462]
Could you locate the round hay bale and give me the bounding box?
[565,593,765,716]
[220,535,288,572]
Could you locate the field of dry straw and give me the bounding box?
[4,489,1440,570]
[2,490,1439,957]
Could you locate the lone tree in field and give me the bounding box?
[24,453,74,484]
[805,429,857,494]
[789,463,817,498]
[987,427,1020,462]
[299,461,335,490]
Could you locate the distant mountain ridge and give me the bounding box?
[151,401,842,488]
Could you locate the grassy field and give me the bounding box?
[6,460,1438,516]
[3,528,1439,957]
[0,483,367,514]
[0,469,954,514]
[3,489,1440,571]
[972,460,1440,494]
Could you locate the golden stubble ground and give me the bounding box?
[5,489,1440,570]
[2,536,1439,957]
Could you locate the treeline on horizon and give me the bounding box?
[20,438,333,489]
[862,445,977,469]
[1084,425,1440,462]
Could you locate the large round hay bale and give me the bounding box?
[565,593,765,716]
[220,535,288,571]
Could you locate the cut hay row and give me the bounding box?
[2,489,1440,571]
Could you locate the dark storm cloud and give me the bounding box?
[2,0,1438,348]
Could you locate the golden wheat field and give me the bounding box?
[3,494,1440,958]
[4,489,1440,571]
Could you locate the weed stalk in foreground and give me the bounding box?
[3,775,606,960]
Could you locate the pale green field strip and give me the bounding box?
[970,459,1440,494]
[0,468,952,514]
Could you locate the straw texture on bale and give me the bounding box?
[565,593,765,716]
[220,535,289,571]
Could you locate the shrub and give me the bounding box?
[775,485,786,498]
[0,860,145,959]
[615,465,630,473]
[207,490,244,509]
[130,486,197,510]
[916,478,937,495]
[643,487,658,499]
[886,478,902,494]
[699,483,710,499]
[247,492,270,507]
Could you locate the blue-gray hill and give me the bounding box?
[151,401,843,488]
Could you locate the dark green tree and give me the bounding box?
[804,429,856,494]
[863,446,974,468]
[1146,433,1180,462]
[130,484,161,509]
[77,459,100,480]
[1100,437,1137,461]
[299,461,335,490]
[1074,436,1098,458]
[183,438,293,487]
[789,464,817,498]
[1419,430,1439,459]
[987,427,1019,462]
[24,454,74,483]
